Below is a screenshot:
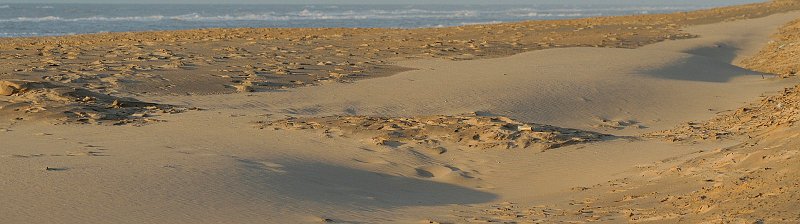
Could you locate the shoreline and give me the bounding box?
[0,3,758,40]
[0,1,791,40]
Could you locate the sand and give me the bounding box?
[3,1,800,223]
[0,0,798,96]
[264,114,612,151]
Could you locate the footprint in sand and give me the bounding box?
[233,157,287,173]
[66,150,108,157]
[593,117,647,130]
[353,157,390,165]
[415,165,474,179]
[44,167,69,171]
[11,154,45,158]
[256,161,287,173]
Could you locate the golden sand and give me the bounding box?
[3,1,800,223]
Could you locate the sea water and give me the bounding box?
[0,3,759,38]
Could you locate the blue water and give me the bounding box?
[0,3,759,38]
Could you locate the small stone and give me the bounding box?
[235,85,254,92]
[517,124,533,131]
[0,80,25,96]
[0,85,14,96]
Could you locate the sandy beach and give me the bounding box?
[3,0,800,223]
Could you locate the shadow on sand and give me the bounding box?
[234,159,497,208]
[645,44,772,83]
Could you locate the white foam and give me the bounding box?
[460,21,504,26]
[0,5,722,37]
[0,15,166,22]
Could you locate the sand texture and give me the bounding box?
[0,0,797,96]
[3,1,800,223]
[0,79,184,125]
[264,114,612,151]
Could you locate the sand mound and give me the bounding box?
[0,79,184,125]
[644,85,800,142]
[262,114,612,151]
[740,18,800,77]
[460,130,800,223]
[635,132,800,222]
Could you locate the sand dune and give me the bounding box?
[3,2,800,224]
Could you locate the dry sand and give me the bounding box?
[0,0,798,96]
[3,1,800,223]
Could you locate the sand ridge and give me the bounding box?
[645,85,800,142]
[0,79,184,125]
[741,18,800,76]
[264,114,613,152]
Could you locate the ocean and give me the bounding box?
[0,3,758,38]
